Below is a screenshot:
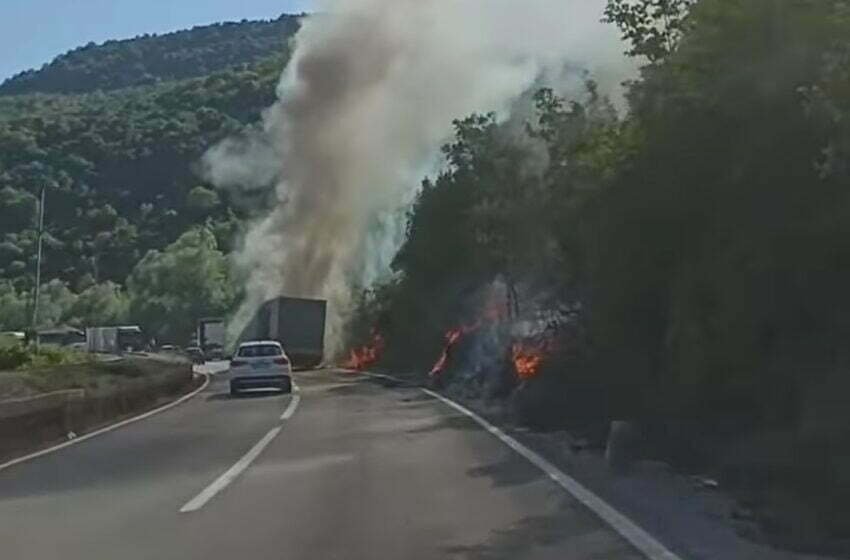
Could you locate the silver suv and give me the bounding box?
[229,341,292,396]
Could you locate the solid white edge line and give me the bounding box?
[181,383,300,513]
[180,425,283,513]
[280,390,301,420]
[420,388,684,560]
[0,371,211,474]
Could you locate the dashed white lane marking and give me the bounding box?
[421,389,684,560]
[179,425,283,513]
[0,372,211,474]
[180,383,301,513]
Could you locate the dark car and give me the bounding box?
[205,343,224,361]
[185,346,205,364]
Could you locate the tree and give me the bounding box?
[66,281,129,327]
[603,0,695,62]
[127,226,235,342]
[581,0,850,456]
[0,187,36,232]
[186,185,221,212]
[0,281,27,330]
[36,279,77,327]
[0,40,285,289]
[340,1,850,537]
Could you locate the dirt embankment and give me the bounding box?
[0,356,199,462]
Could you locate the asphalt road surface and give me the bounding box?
[0,366,645,560]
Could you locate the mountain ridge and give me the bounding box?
[0,14,302,96]
[0,17,296,297]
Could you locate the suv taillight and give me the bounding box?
[273,357,289,365]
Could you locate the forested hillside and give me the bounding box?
[346,0,850,550]
[0,17,295,340]
[0,15,300,95]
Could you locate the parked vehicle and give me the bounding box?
[237,297,326,369]
[185,346,205,364]
[86,326,144,353]
[229,340,292,396]
[197,318,226,361]
[38,326,85,347]
[0,332,25,346]
[206,344,224,360]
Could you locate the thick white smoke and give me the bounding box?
[204,0,632,355]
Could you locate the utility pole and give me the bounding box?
[30,186,46,345]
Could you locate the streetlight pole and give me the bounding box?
[30,186,46,345]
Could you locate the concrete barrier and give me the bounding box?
[0,359,194,461]
[0,390,84,421]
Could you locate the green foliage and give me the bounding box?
[1,277,144,331]
[0,278,86,330]
[0,55,285,290]
[26,346,91,369]
[604,0,696,62]
[590,0,850,540]
[590,0,850,429]
[347,1,850,541]
[35,280,77,327]
[396,85,618,289]
[0,281,27,330]
[187,186,221,212]
[0,15,301,95]
[0,17,301,344]
[127,226,235,342]
[0,344,31,370]
[0,187,36,232]
[351,84,621,366]
[0,343,89,371]
[66,281,129,327]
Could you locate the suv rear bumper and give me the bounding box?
[230,374,291,393]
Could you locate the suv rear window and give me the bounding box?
[237,345,282,357]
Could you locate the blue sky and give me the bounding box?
[0,0,313,81]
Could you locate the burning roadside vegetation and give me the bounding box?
[342,331,385,371]
[243,0,850,552]
[427,314,559,387]
[341,280,584,430]
[511,340,553,381]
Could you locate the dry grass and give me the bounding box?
[0,357,175,400]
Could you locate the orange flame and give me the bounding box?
[343,332,385,371]
[429,327,465,376]
[511,341,551,380]
[428,294,511,377]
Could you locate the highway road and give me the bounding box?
[0,365,646,560]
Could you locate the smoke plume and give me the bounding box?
[204,0,632,354]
